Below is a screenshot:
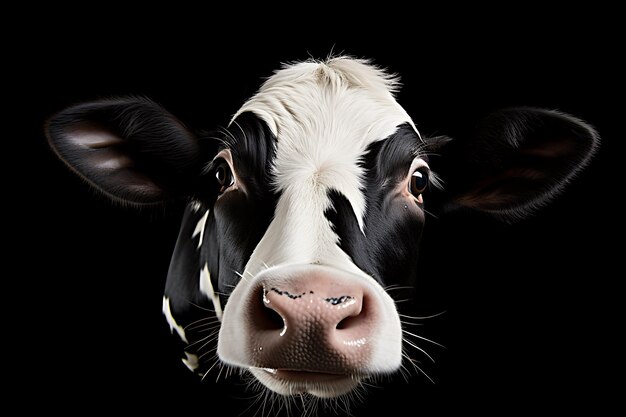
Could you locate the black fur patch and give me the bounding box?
[326,124,426,288]
[440,107,600,220]
[45,97,203,205]
[164,112,278,324]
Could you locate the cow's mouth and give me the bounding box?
[262,368,350,382]
[250,367,362,397]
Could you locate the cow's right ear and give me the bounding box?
[46,97,204,206]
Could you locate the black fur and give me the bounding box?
[440,107,600,221]
[45,97,203,205]
[163,113,279,367]
[45,95,600,386]
[325,124,425,288]
[201,112,279,297]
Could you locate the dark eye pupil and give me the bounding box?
[215,163,234,192]
[410,169,429,196]
[216,167,226,184]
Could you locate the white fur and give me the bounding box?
[192,209,224,320]
[182,352,199,372]
[232,57,416,273]
[192,209,209,249]
[162,296,187,343]
[219,58,415,391]
[233,57,417,233]
[200,263,223,321]
[190,200,203,213]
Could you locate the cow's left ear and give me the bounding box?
[440,107,599,221]
[46,97,205,206]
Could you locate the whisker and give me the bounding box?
[398,360,411,382]
[403,329,446,348]
[359,380,378,389]
[234,270,249,283]
[184,317,220,330]
[195,333,220,353]
[215,363,225,383]
[403,338,436,363]
[411,358,435,384]
[405,355,435,384]
[384,285,416,291]
[184,333,214,349]
[423,207,439,219]
[226,365,236,380]
[404,352,421,373]
[197,325,222,333]
[240,389,265,417]
[261,387,269,417]
[398,311,446,320]
[186,322,220,333]
[186,300,215,313]
[202,358,222,382]
[198,345,219,360]
[400,320,424,326]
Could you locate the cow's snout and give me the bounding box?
[218,264,402,397]
[249,270,373,374]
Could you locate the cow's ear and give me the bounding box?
[46,97,204,206]
[440,107,599,221]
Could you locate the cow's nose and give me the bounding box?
[248,269,375,374]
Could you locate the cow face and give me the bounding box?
[46,57,599,401]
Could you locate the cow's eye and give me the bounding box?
[409,168,429,197]
[215,161,235,193]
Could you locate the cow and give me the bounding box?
[45,57,598,409]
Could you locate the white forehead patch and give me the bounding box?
[233,57,417,139]
[233,60,417,229]
[231,57,418,276]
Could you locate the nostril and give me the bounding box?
[336,295,367,330]
[249,286,285,331]
[336,315,357,330]
[263,308,285,331]
[237,269,384,376]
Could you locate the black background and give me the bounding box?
[16,12,621,415]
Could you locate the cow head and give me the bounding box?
[45,57,598,401]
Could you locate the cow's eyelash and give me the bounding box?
[205,151,236,175]
[428,170,444,190]
[204,158,223,175]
